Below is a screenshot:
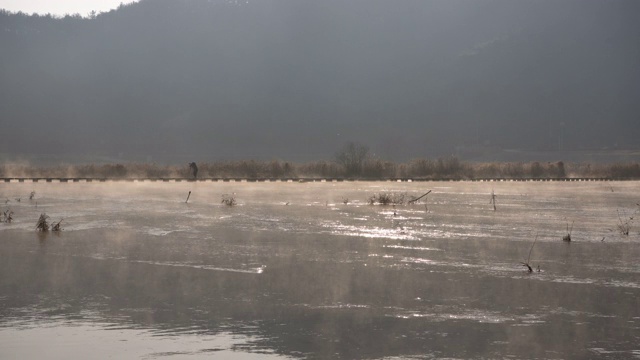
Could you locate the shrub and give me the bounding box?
[368,192,406,205]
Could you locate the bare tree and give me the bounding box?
[335,142,369,176]
[189,162,198,179]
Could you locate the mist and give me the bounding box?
[0,0,638,163]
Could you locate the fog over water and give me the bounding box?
[1,181,639,359]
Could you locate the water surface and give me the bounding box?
[1,181,639,359]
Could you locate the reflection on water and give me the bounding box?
[1,320,288,359]
[1,181,639,359]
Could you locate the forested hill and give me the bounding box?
[1,0,639,162]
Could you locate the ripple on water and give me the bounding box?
[143,227,174,236]
[383,245,442,252]
[300,303,371,310]
[589,348,640,359]
[393,309,517,324]
[128,260,266,274]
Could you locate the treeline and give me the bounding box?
[2,159,640,179]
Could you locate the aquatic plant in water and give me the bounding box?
[221,194,237,206]
[368,192,406,205]
[1,209,13,223]
[36,213,50,231]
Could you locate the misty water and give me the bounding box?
[1,180,639,359]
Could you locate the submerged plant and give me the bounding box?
[221,193,237,206]
[36,213,50,231]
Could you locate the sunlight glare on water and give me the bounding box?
[1,181,639,359]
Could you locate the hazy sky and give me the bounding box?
[0,0,139,16]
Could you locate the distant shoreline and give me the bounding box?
[1,159,639,180]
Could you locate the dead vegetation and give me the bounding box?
[36,213,49,231]
[1,209,13,223]
[221,193,237,206]
[521,234,538,273]
[368,192,407,206]
[563,221,574,242]
[490,189,497,211]
[51,219,63,231]
[408,190,431,204]
[617,209,632,236]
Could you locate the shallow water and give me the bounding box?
[1,181,639,359]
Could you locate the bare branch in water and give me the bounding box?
[52,219,63,232]
[617,209,631,236]
[521,234,538,273]
[408,190,431,204]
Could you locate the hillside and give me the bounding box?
[1,0,639,162]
